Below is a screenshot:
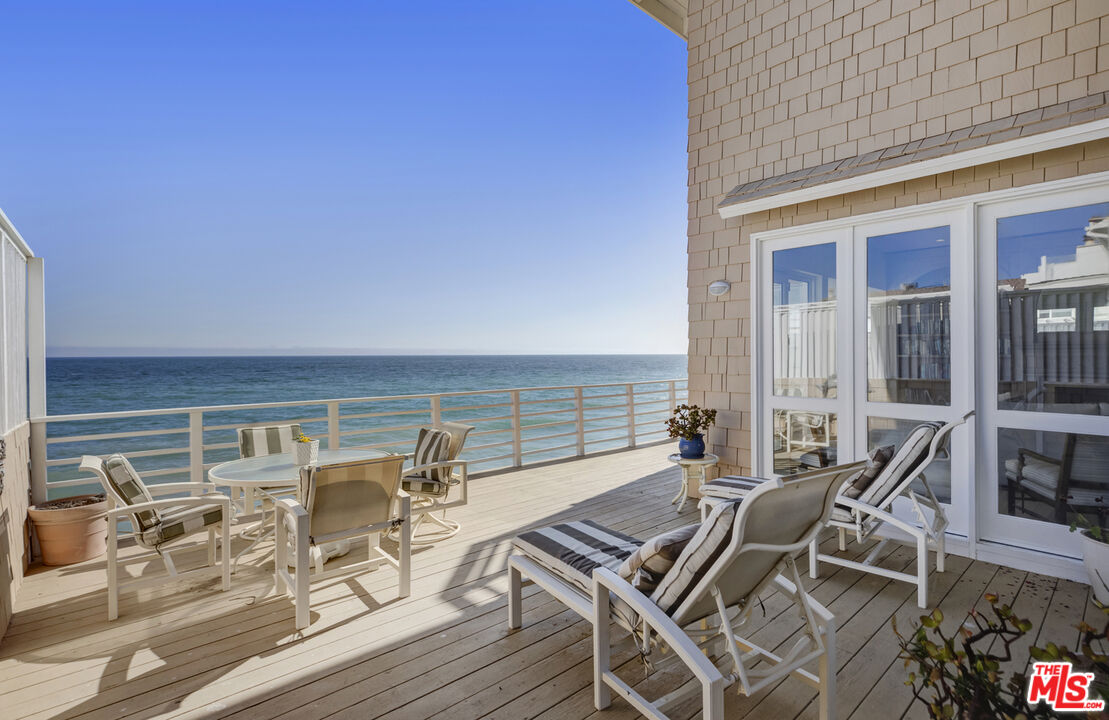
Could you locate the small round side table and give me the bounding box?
[667,453,719,512]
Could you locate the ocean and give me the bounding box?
[44,355,686,495]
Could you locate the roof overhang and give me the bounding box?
[626,0,687,39]
[718,118,1109,220]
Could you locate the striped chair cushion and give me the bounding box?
[842,445,894,500]
[857,422,943,507]
[700,475,765,500]
[401,477,448,497]
[103,454,160,531]
[618,523,699,595]
[140,502,224,548]
[238,424,301,458]
[650,499,742,616]
[413,428,452,482]
[513,519,642,629]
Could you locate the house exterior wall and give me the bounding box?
[0,217,32,641]
[689,138,1109,476]
[685,0,1109,477]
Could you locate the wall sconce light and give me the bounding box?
[708,280,731,297]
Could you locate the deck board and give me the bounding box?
[0,444,1093,720]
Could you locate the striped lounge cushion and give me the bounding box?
[618,524,700,595]
[513,519,644,629]
[140,502,224,548]
[238,424,301,458]
[699,475,766,500]
[103,454,160,531]
[651,499,742,616]
[857,422,943,507]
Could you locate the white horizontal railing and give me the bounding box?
[29,378,687,503]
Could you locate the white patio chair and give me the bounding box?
[79,454,231,621]
[275,454,411,630]
[389,423,472,545]
[700,411,972,609]
[507,461,864,720]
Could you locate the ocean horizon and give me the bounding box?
[43,354,687,496]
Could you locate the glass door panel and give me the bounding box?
[866,226,951,406]
[772,243,838,399]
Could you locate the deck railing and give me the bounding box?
[29,378,687,503]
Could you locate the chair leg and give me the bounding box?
[508,564,522,630]
[207,527,216,566]
[916,533,929,609]
[703,677,725,720]
[294,513,310,630]
[592,581,612,710]
[809,536,821,579]
[935,529,946,574]
[818,616,836,720]
[221,518,231,591]
[837,527,847,552]
[107,517,119,621]
[399,496,411,598]
[275,514,288,596]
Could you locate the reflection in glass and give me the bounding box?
[868,416,950,503]
[772,243,837,398]
[867,226,951,405]
[998,427,1109,527]
[773,409,837,475]
[997,204,1109,413]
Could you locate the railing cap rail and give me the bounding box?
[31,378,687,424]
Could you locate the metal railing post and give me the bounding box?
[30,420,47,504]
[625,384,636,449]
[189,411,204,483]
[430,395,441,426]
[327,401,340,450]
[510,390,522,467]
[574,386,585,456]
[668,380,677,412]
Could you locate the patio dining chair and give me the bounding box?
[699,411,972,608]
[388,422,473,545]
[275,454,411,630]
[507,461,864,720]
[79,454,231,621]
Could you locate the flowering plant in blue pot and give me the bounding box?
[665,404,717,459]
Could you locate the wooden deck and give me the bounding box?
[0,444,1097,720]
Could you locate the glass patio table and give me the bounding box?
[209,448,389,568]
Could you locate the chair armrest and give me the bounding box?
[592,567,723,684]
[275,497,308,533]
[146,482,221,497]
[834,496,924,536]
[404,460,468,477]
[107,494,230,519]
[1017,448,1062,466]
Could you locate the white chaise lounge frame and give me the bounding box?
[508,461,863,720]
[809,411,973,609]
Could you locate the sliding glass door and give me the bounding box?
[977,187,1109,556]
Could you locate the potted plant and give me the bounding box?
[291,431,320,466]
[28,494,108,566]
[665,404,717,459]
[1072,514,1109,605]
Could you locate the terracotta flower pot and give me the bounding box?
[28,494,109,566]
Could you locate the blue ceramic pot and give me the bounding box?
[678,433,705,459]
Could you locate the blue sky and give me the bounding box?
[0,1,688,356]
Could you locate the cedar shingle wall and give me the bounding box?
[688,139,1109,477]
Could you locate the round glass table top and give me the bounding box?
[208,448,391,488]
